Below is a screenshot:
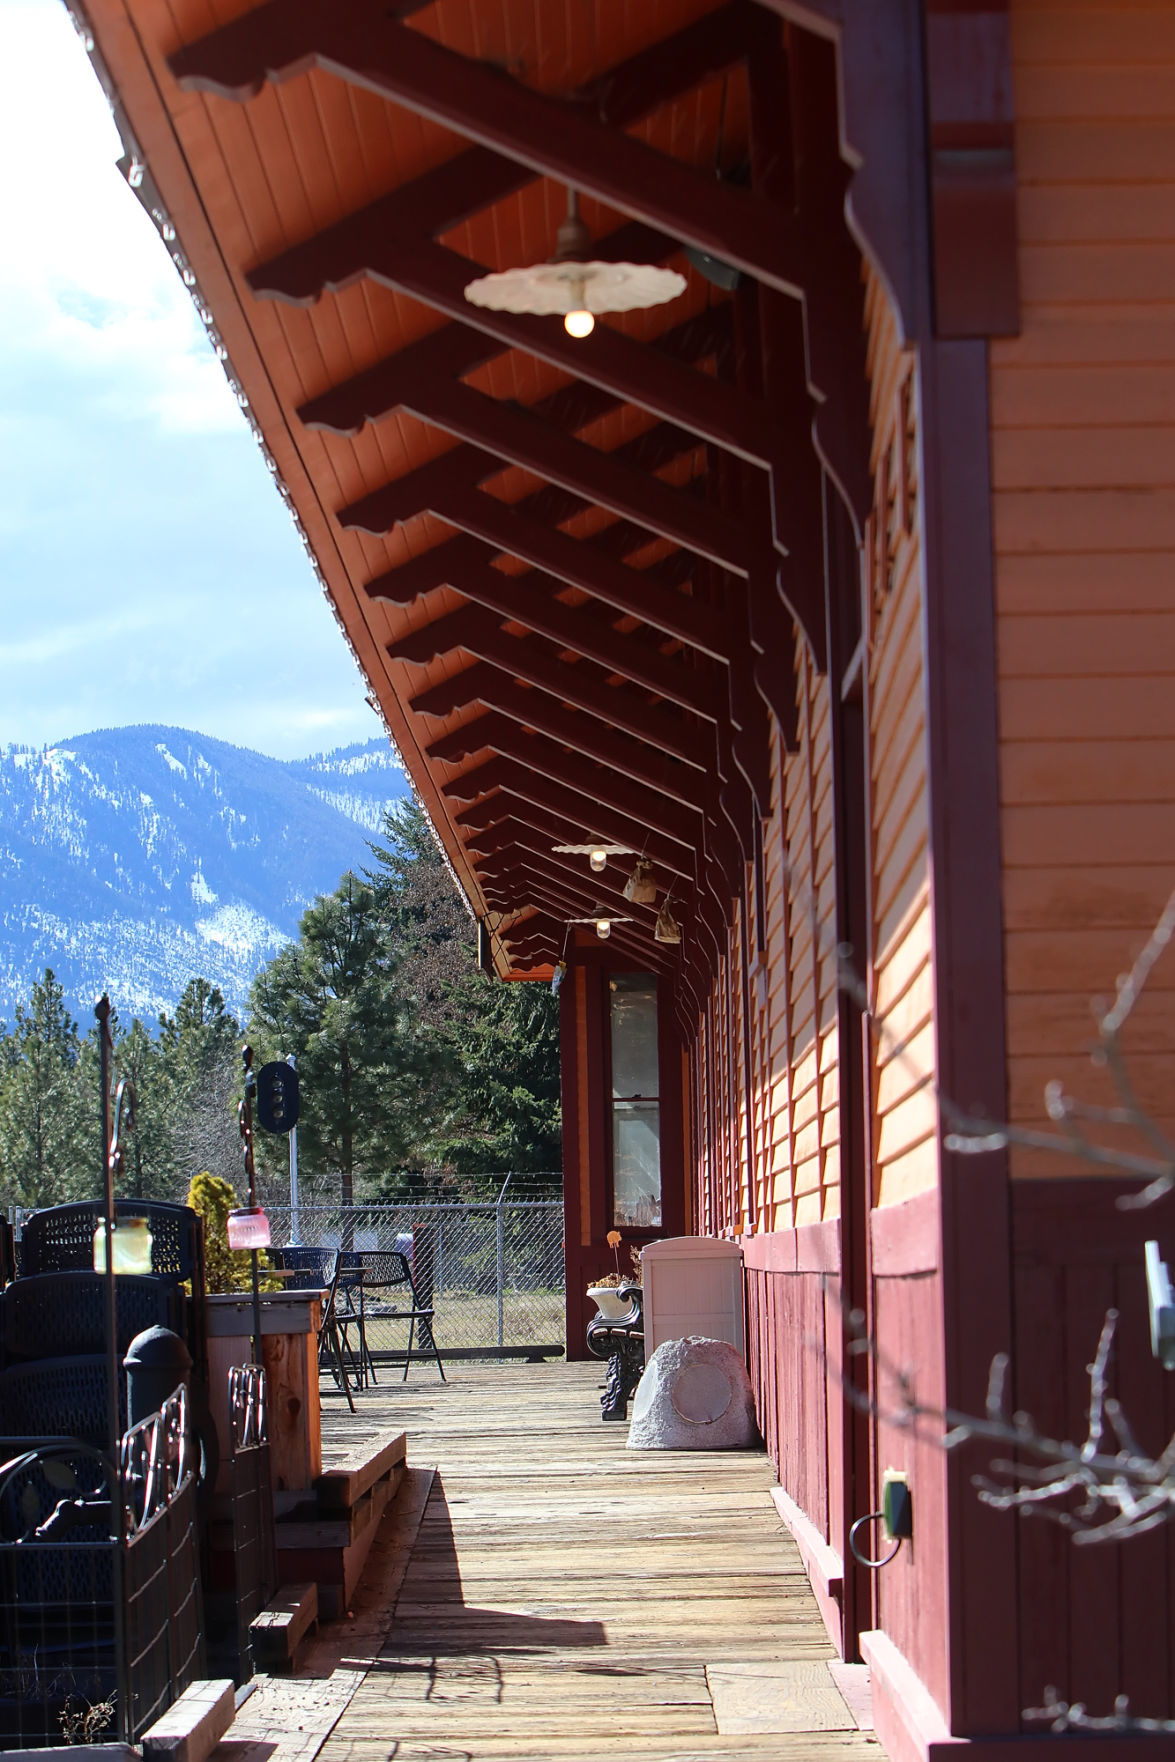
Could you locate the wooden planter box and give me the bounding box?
[205,1291,322,1494]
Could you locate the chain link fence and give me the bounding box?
[266,1179,565,1360]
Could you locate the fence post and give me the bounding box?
[496,1174,514,1352]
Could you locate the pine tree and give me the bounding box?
[249,873,433,1207]
[0,969,90,1209]
[367,799,562,1190]
[156,978,242,1195]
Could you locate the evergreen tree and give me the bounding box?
[426,971,562,1181]
[156,978,242,1194]
[367,797,471,1028]
[0,969,90,1208]
[94,1013,171,1199]
[249,873,433,1207]
[368,798,562,1188]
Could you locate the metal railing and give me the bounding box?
[0,1385,203,1748]
[228,1364,275,1684]
[267,1183,566,1358]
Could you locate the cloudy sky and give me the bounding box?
[0,0,385,761]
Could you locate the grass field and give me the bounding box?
[359,1286,566,1355]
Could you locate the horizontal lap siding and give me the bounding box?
[992,2,1175,1170]
[864,270,936,1208]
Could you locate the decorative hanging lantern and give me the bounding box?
[622,859,658,906]
[654,902,682,944]
[464,190,686,338]
[226,1204,272,1251]
[93,1213,153,1275]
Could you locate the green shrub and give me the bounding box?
[186,1171,279,1294]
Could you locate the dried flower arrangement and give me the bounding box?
[589,1230,644,1289]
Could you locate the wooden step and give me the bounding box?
[314,1426,406,1512]
[249,1582,319,1672]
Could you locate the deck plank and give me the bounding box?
[307,1362,884,1762]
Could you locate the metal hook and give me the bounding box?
[848,1510,903,1569]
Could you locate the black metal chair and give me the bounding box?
[269,1248,355,1411]
[351,1250,445,1383]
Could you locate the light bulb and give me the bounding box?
[589,847,607,872]
[564,308,595,339]
[596,916,611,940]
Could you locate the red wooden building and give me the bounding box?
[75,0,1175,1755]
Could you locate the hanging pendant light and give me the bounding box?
[566,905,633,939]
[464,190,686,336]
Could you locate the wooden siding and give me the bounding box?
[992,1,1175,1168]
[864,269,936,1210]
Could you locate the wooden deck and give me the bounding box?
[229,1361,884,1762]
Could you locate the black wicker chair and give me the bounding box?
[1,1271,185,1371]
[0,1355,127,1446]
[20,1199,203,1284]
[18,1200,207,1388]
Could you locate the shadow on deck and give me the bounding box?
[221,1361,883,1762]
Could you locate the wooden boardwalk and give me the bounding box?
[277,1360,883,1762]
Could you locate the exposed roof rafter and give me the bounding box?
[408,639,703,766]
[383,576,720,721]
[426,690,703,798]
[339,375,750,574]
[170,4,808,297]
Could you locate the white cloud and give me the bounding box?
[0,0,386,763]
[0,0,240,434]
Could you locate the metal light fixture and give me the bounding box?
[566,905,632,940]
[464,190,686,335]
[622,858,657,905]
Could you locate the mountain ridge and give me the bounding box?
[0,725,409,1027]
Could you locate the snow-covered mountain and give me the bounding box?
[0,726,410,1027]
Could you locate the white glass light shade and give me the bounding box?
[464,260,686,320]
[93,1216,153,1275]
[226,1205,272,1251]
[596,916,612,940]
[589,847,608,873]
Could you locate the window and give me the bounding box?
[609,973,662,1228]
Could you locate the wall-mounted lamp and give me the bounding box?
[1146,1240,1175,1369]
